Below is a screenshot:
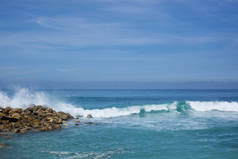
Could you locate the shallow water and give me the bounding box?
[1,89,238,159]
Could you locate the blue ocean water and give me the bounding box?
[1,89,238,159]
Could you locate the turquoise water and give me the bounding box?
[1,89,238,159]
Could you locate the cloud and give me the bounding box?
[35,17,123,32]
[1,0,238,50]
[0,15,226,51]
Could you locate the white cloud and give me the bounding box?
[0,15,233,50]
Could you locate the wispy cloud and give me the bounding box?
[0,0,238,82]
[0,16,226,51]
[1,0,237,50]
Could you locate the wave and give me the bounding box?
[1,88,238,118]
[44,148,127,159]
[187,101,238,112]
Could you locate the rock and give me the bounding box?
[0,112,5,119]
[32,121,41,128]
[0,106,74,134]
[46,108,54,113]
[20,128,27,133]
[53,124,61,129]
[87,114,93,118]
[1,116,18,122]
[74,120,80,123]
[12,128,20,133]
[47,117,54,123]
[87,122,94,124]
[4,107,12,113]
[16,108,23,113]
[40,127,48,131]
[11,113,21,120]
[57,112,73,120]
[9,108,22,114]
[57,112,68,120]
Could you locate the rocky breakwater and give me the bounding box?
[0,105,73,134]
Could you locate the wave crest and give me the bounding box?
[188,101,238,112]
[1,88,238,118]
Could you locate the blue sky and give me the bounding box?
[0,0,238,88]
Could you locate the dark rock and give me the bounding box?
[1,116,18,122]
[87,122,94,124]
[87,114,93,118]
[0,112,5,119]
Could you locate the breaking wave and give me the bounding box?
[187,101,238,112]
[1,88,238,118]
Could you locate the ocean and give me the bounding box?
[1,88,238,159]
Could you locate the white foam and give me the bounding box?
[0,88,51,108]
[0,88,178,118]
[67,103,177,118]
[45,148,126,159]
[1,88,238,118]
[187,101,238,112]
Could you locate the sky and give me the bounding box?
[0,0,238,88]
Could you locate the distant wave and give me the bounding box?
[187,101,238,112]
[1,88,238,118]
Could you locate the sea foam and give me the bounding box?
[187,101,238,112]
[1,88,238,118]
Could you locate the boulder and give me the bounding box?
[46,108,54,113]
[57,112,73,120]
[4,107,12,113]
[0,106,74,134]
[20,128,27,133]
[0,112,5,119]
[11,113,21,120]
[87,114,93,118]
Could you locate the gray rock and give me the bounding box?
[87,114,93,118]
